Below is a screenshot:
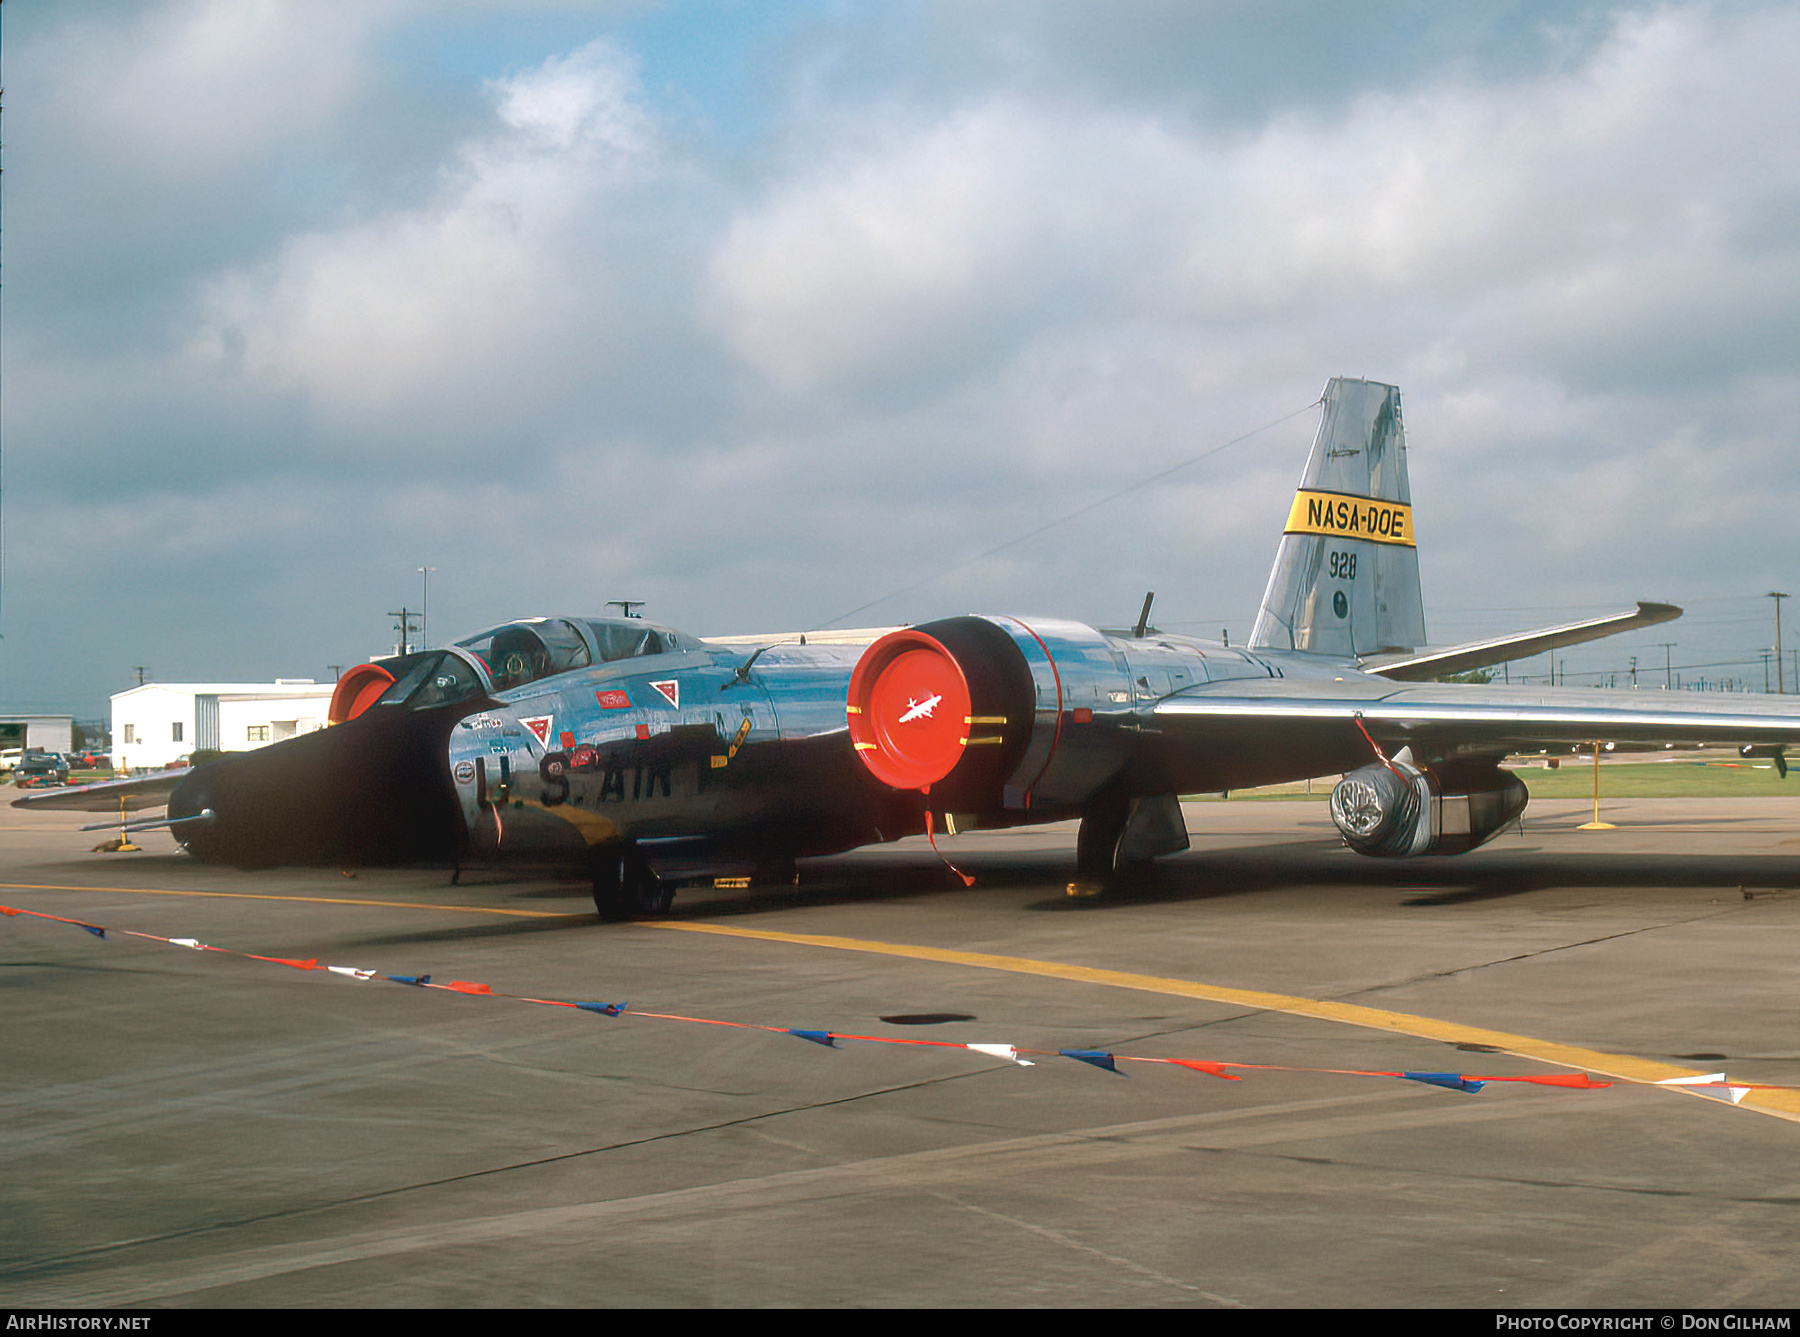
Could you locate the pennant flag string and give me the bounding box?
[14,900,1792,1101]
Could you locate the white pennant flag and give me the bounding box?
[1656,1073,1749,1103]
[966,1043,1034,1067]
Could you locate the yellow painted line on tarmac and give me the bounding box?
[0,882,574,919]
[11,879,1793,1121]
[649,921,1800,1124]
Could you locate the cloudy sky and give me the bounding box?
[6,0,1800,718]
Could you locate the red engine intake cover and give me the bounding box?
[329,663,397,724]
[847,629,975,791]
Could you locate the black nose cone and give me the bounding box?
[169,703,472,868]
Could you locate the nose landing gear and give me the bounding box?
[590,845,676,921]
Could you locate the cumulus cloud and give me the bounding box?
[31,0,401,183]
[694,0,1800,642]
[9,0,1800,712]
[189,38,687,448]
[711,4,1800,398]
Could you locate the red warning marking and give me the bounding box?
[649,679,680,708]
[559,731,576,749]
[636,724,651,740]
[521,717,553,745]
[596,690,631,709]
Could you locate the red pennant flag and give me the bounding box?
[246,954,320,970]
[1166,1059,1244,1081]
[1478,1072,1612,1089]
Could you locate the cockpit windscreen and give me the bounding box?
[455,619,593,691]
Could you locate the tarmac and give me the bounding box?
[3,795,1799,1308]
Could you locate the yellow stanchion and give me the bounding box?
[1578,741,1616,830]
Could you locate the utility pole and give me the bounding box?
[1657,642,1675,689]
[133,666,150,686]
[417,567,436,649]
[1769,592,1789,693]
[389,608,417,656]
[1629,655,1637,688]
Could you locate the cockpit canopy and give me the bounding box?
[454,617,686,688]
[328,616,693,722]
[456,619,592,690]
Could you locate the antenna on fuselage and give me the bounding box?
[606,600,644,619]
[1133,592,1155,639]
[723,644,777,690]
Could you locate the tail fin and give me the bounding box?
[1248,378,1425,658]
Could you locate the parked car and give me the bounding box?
[13,753,70,787]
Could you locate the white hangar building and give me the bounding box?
[0,716,75,754]
[111,681,336,771]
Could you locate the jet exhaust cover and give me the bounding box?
[1330,758,1527,857]
[847,618,1033,802]
[847,629,974,790]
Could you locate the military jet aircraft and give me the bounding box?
[25,378,1800,919]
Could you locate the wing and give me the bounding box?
[9,770,190,814]
[1155,677,1800,758]
[1362,603,1684,682]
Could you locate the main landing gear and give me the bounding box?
[590,845,676,921]
[1067,790,1190,899]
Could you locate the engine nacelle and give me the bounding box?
[846,615,1134,812]
[846,618,1034,810]
[1329,758,1527,857]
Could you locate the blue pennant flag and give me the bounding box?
[1060,1049,1123,1074]
[388,974,431,986]
[576,1001,627,1016]
[80,924,105,939]
[789,1029,838,1047]
[1402,1071,1486,1094]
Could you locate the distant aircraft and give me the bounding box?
[24,378,1800,919]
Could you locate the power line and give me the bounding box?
[813,395,1324,630]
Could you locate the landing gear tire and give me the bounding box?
[1070,788,1136,899]
[591,847,675,921]
[1071,800,1121,898]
